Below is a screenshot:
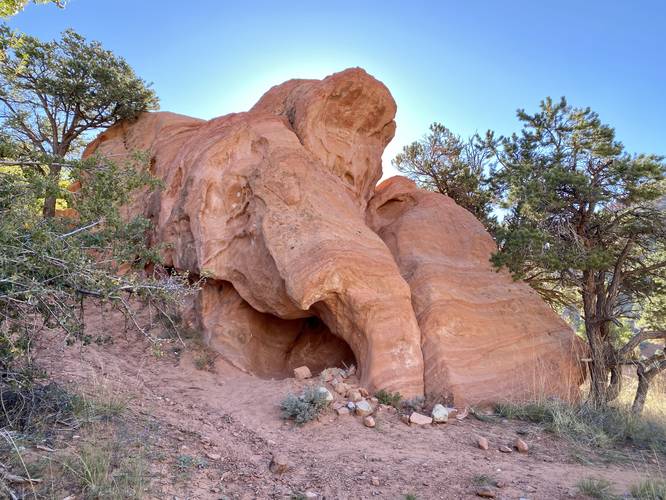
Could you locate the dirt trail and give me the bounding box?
[35,313,661,500]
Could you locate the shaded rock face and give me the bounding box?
[84,68,583,404]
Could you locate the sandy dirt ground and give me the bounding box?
[31,309,662,500]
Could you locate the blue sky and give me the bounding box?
[8,0,666,178]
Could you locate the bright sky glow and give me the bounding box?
[8,0,666,178]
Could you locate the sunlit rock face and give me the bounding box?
[84,68,583,404]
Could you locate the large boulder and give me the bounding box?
[83,68,583,405]
[366,176,583,404]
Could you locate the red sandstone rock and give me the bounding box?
[409,412,433,426]
[366,176,584,405]
[83,68,583,405]
[293,366,312,380]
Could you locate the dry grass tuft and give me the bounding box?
[496,372,666,454]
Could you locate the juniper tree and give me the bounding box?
[0,26,158,216]
[0,150,194,388]
[486,97,666,411]
[0,0,63,17]
[393,123,495,229]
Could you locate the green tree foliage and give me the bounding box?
[392,123,495,228]
[0,151,194,387]
[486,97,666,411]
[0,30,188,411]
[0,0,62,18]
[0,26,158,216]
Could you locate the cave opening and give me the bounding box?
[200,281,356,380]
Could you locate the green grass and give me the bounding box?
[631,478,666,500]
[63,440,147,500]
[576,477,617,499]
[71,392,131,422]
[495,399,666,453]
[375,389,402,408]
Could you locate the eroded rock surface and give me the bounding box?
[84,68,583,404]
[367,176,583,404]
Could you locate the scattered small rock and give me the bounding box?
[370,396,379,404]
[205,452,221,460]
[477,436,489,450]
[316,386,334,403]
[269,453,290,474]
[409,412,433,425]
[363,415,376,428]
[359,387,369,397]
[346,401,356,411]
[320,368,337,382]
[400,414,411,425]
[514,438,529,453]
[293,366,312,380]
[348,389,363,402]
[370,476,380,486]
[304,492,318,499]
[355,400,373,417]
[431,404,449,423]
[336,406,351,416]
[494,480,506,489]
[346,364,356,376]
[476,486,496,498]
[498,445,512,453]
[334,382,350,395]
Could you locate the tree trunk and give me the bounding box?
[631,356,666,415]
[588,354,609,406]
[632,363,651,415]
[587,328,610,406]
[42,163,62,218]
[585,321,610,406]
[606,358,623,402]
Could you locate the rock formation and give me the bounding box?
[84,68,583,405]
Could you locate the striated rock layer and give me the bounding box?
[84,68,583,405]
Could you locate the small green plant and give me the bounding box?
[471,474,495,487]
[194,349,217,371]
[375,389,402,408]
[402,396,425,414]
[631,478,666,500]
[576,477,617,499]
[280,386,329,424]
[404,494,418,500]
[175,454,208,471]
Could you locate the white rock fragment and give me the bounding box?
[431,404,449,423]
